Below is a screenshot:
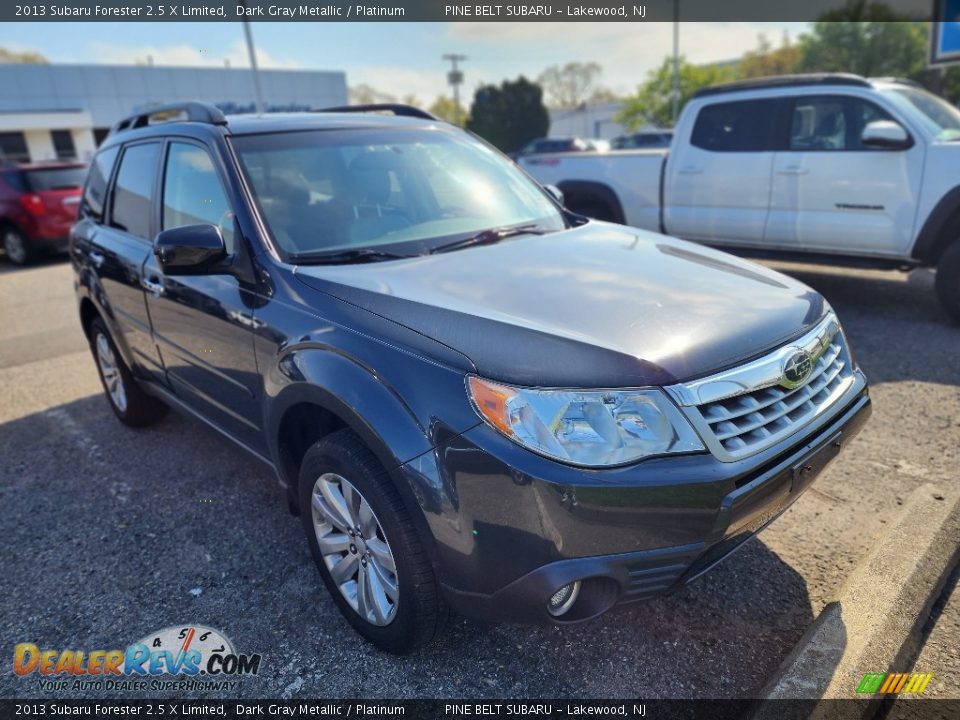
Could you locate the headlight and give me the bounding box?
[467,376,705,467]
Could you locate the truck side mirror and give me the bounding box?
[154,224,226,275]
[861,120,911,150]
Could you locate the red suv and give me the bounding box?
[0,162,87,265]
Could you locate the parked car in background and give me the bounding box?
[520,74,960,322]
[73,102,870,653]
[0,161,86,265]
[611,130,674,149]
[513,136,609,158]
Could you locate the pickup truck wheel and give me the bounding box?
[298,429,448,654]
[89,317,168,427]
[3,227,35,266]
[935,241,960,324]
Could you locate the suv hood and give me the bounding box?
[294,223,826,387]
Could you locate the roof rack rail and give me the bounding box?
[315,103,439,121]
[110,102,227,135]
[692,73,871,99]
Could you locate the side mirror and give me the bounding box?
[154,224,226,275]
[861,120,911,150]
[544,184,564,205]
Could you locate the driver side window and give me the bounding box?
[162,142,235,253]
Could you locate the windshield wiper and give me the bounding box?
[429,224,547,255]
[290,247,416,265]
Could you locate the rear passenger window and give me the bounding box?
[81,146,119,221]
[691,99,779,152]
[162,143,234,253]
[111,143,161,240]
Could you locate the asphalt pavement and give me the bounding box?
[0,256,958,700]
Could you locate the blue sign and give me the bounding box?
[932,0,960,65]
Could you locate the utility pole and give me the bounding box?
[443,53,467,125]
[671,0,680,126]
[241,5,265,116]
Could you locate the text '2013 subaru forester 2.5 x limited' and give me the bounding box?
[72,102,870,653]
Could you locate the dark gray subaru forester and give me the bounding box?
[72,102,870,653]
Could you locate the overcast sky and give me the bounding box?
[0,21,809,102]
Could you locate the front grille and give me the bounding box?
[667,315,858,462]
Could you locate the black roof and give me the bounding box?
[692,73,872,99]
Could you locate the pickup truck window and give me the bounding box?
[691,99,780,152]
[232,127,565,258]
[81,146,119,221]
[882,86,960,141]
[110,142,161,240]
[790,96,893,151]
[162,142,235,253]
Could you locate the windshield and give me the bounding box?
[231,127,566,259]
[25,166,87,191]
[881,87,960,141]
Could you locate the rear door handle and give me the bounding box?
[777,165,810,175]
[677,165,702,175]
[141,277,164,296]
[89,251,105,268]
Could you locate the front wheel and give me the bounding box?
[89,317,168,427]
[935,241,960,324]
[298,429,448,654]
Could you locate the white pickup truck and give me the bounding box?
[520,74,960,321]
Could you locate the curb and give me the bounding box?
[757,483,960,715]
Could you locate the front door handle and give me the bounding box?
[89,251,105,268]
[677,165,703,175]
[777,165,810,175]
[141,277,164,297]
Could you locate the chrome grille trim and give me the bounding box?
[665,313,860,462]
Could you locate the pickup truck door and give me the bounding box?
[141,140,265,452]
[664,97,781,246]
[766,94,924,256]
[76,141,167,384]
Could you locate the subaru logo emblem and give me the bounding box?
[781,349,814,389]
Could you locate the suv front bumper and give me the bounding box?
[401,378,870,624]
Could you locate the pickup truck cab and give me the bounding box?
[520,74,960,321]
[73,102,870,654]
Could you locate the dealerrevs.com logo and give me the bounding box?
[13,625,262,692]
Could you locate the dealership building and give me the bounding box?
[0,63,348,164]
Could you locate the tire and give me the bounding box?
[89,317,168,427]
[298,428,448,654]
[3,226,35,266]
[935,241,960,324]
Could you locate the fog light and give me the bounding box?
[547,580,581,617]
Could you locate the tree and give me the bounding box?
[0,47,47,63]
[739,33,801,79]
[797,21,928,80]
[616,56,734,129]
[428,95,465,126]
[466,77,549,153]
[537,61,611,108]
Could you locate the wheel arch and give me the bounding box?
[913,186,960,265]
[556,180,626,224]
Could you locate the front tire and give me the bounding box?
[298,429,448,654]
[935,241,960,324]
[3,227,34,266]
[89,317,168,427]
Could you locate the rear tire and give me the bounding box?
[935,241,960,324]
[89,317,168,427]
[3,227,34,266]
[298,428,448,654]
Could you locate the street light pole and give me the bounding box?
[241,5,265,116]
[672,0,680,126]
[443,53,467,125]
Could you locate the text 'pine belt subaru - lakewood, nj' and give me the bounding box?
[72,101,870,653]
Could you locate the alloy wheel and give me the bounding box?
[95,333,128,413]
[311,472,399,626]
[3,230,26,265]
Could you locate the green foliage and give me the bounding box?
[427,96,466,126]
[0,47,47,64]
[615,56,734,130]
[466,77,549,153]
[537,61,610,108]
[797,21,929,80]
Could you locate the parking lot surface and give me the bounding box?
[1,257,958,699]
